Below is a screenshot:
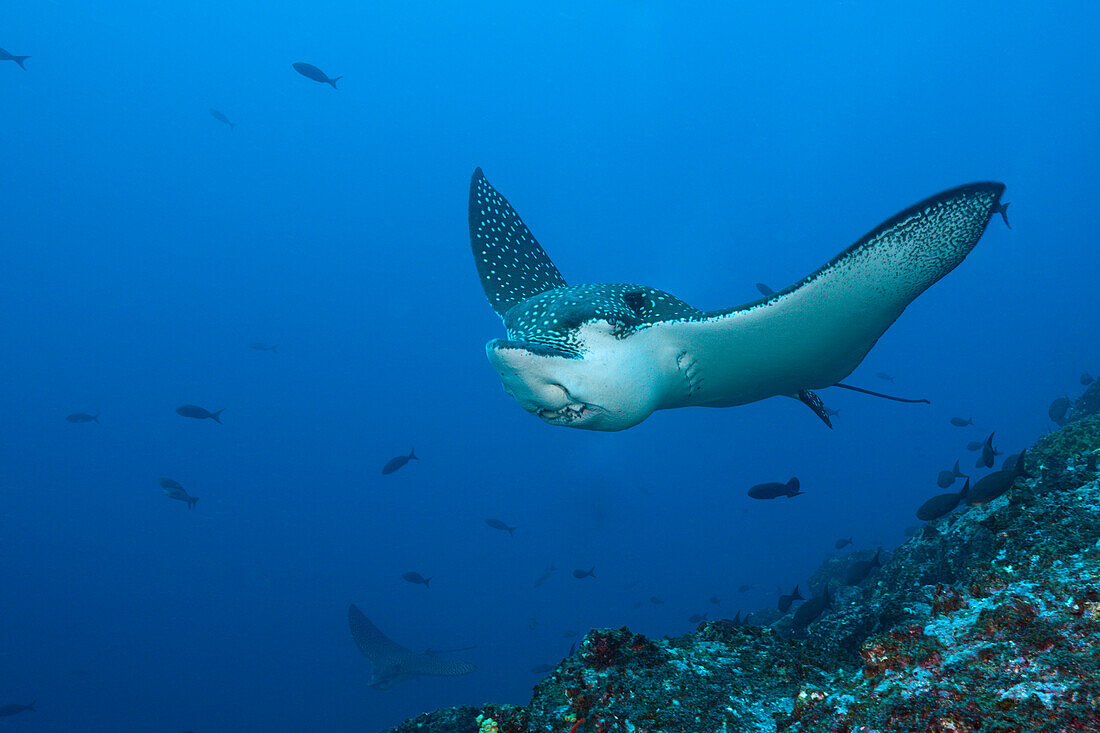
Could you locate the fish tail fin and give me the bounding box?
[409,448,418,460]
[211,409,225,424]
[424,577,431,589]
[13,56,29,70]
[229,122,237,131]
[93,414,100,423]
[995,202,1011,228]
[26,701,35,712]
[589,567,595,577]
[1015,448,1031,478]
[508,526,516,537]
[189,497,199,508]
[329,76,341,89]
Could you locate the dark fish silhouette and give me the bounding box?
[966,440,984,451]
[834,537,853,549]
[777,584,804,613]
[0,701,35,717]
[688,613,707,624]
[977,432,996,469]
[791,585,831,631]
[649,596,664,605]
[875,372,895,383]
[159,477,198,508]
[562,629,578,638]
[176,404,225,423]
[916,479,969,521]
[382,449,418,475]
[823,405,840,419]
[992,201,1011,228]
[533,562,556,587]
[949,416,973,427]
[485,518,517,536]
[572,567,595,579]
[530,663,554,674]
[209,108,237,130]
[348,604,474,689]
[755,282,775,296]
[1048,397,1071,427]
[292,62,341,88]
[248,342,277,352]
[0,49,29,70]
[402,571,431,589]
[936,460,968,489]
[748,477,802,499]
[965,450,1030,507]
[1082,372,1095,386]
[66,412,99,423]
[1001,453,1021,472]
[844,548,882,585]
[709,596,720,605]
[737,584,754,592]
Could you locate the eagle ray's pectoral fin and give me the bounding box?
[796,389,832,428]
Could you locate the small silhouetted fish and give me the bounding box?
[950,417,973,427]
[992,201,1011,228]
[791,585,831,631]
[688,613,707,624]
[568,642,576,656]
[0,702,35,718]
[650,596,664,605]
[824,405,840,418]
[530,663,554,674]
[966,449,1030,507]
[248,342,277,352]
[1082,372,1095,386]
[917,478,969,521]
[485,518,517,536]
[292,62,341,88]
[844,548,882,586]
[777,584,804,613]
[936,460,968,489]
[66,413,99,423]
[533,562,556,588]
[709,596,720,605]
[0,49,30,70]
[572,567,595,579]
[755,282,775,296]
[162,485,198,508]
[748,477,802,499]
[209,108,237,129]
[875,372,894,383]
[835,537,853,549]
[562,629,578,638]
[402,571,431,588]
[966,441,983,451]
[977,432,996,468]
[176,404,225,424]
[1001,453,1021,472]
[737,584,753,592]
[1048,397,1071,427]
[158,477,183,490]
[382,449,418,475]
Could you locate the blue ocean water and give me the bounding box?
[2,1,1097,730]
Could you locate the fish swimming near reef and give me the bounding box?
[0,701,35,718]
[777,584,804,613]
[916,478,969,521]
[1082,372,1095,386]
[209,108,237,129]
[748,477,802,500]
[469,169,1005,431]
[348,604,475,689]
[835,537,853,549]
[791,585,832,631]
[1048,397,1071,427]
[965,449,1031,507]
[0,49,29,70]
[572,567,595,579]
[382,449,418,475]
[936,460,968,489]
[533,562,556,588]
[175,404,225,423]
[844,548,882,585]
[950,416,973,427]
[292,62,340,88]
[402,571,431,589]
[977,432,997,469]
[66,413,99,423]
[485,518,517,535]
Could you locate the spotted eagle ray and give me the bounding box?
[347,604,475,689]
[469,169,1006,431]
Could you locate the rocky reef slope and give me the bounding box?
[385,386,1100,733]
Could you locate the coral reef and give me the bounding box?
[382,420,1100,733]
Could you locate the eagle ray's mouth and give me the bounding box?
[538,403,603,424]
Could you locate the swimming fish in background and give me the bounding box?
[737,584,754,592]
[348,604,474,689]
[977,432,997,469]
[709,595,721,605]
[844,548,882,585]
[468,169,1006,431]
[401,571,431,589]
[834,537,853,549]
[949,416,974,427]
[485,518,517,535]
[0,49,30,70]
[649,596,664,605]
[1082,372,1094,386]
[209,108,237,130]
[748,477,802,499]
[791,585,832,631]
[248,342,278,352]
[0,701,35,718]
[965,449,1030,507]
[916,478,969,521]
[175,404,225,424]
[1048,397,1071,426]
[755,283,775,296]
[66,413,99,423]
[966,440,984,451]
[777,585,804,613]
[875,372,895,383]
[292,62,341,88]
[382,449,418,475]
[160,477,199,509]
[572,567,595,579]
[936,460,968,489]
[533,562,556,587]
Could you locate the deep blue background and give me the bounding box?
[2,1,1097,730]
